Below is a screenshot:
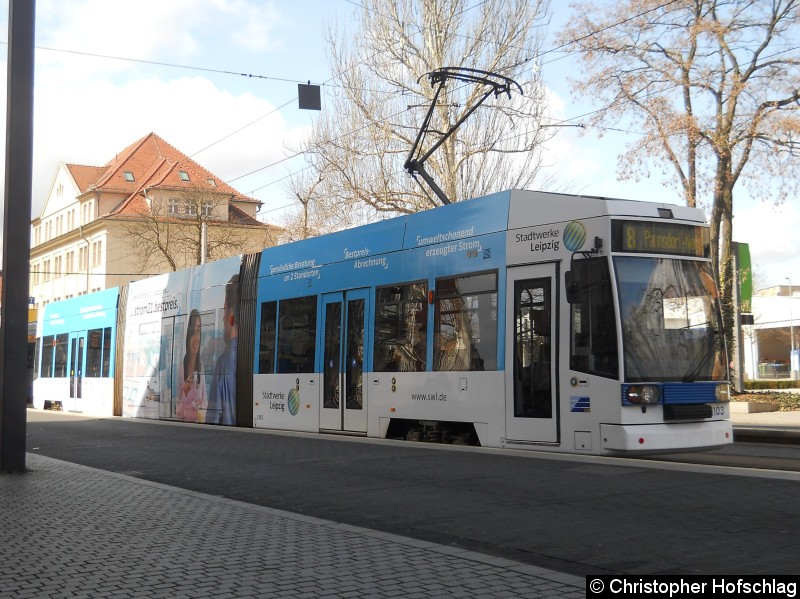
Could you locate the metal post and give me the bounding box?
[0,0,36,473]
[787,277,796,379]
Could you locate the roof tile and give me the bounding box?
[70,132,261,215]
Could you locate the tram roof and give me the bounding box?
[257,189,706,278]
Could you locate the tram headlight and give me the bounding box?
[715,383,731,402]
[624,384,661,405]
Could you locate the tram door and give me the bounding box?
[68,332,85,412]
[320,289,369,433]
[161,315,186,419]
[505,264,558,444]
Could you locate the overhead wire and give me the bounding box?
[231,0,689,203]
[229,0,683,182]
[28,0,781,213]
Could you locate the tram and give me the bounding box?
[33,287,118,415]
[32,189,732,454]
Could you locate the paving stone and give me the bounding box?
[0,454,584,598]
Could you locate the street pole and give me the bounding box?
[0,0,36,473]
[787,277,796,380]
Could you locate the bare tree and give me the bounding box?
[280,166,376,242]
[284,0,552,234]
[119,186,275,273]
[558,0,800,363]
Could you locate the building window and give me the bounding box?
[202,202,213,217]
[79,247,88,270]
[54,256,62,278]
[169,199,180,215]
[124,171,135,182]
[81,202,93,224]
[207,178,216,186]
[43,259,51,282]
[34,226,40,246]
[66,251,74,275]
[179,170,190,181]
[32,263,39,286]
[184,202,197,216]
[92,240,102,267]
[81,203,87,224]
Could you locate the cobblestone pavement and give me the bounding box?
[0,454,584,598]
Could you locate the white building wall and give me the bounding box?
[744,292,800,380]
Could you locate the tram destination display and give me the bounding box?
[611,220,708,257]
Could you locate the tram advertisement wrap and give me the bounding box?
[122,257,241,426]
[587,575,798,598]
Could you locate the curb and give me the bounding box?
[733,426,800,444]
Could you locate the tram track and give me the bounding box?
[643,438,800,473]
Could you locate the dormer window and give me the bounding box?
[207,178,216,187]
[179,171,190,182]
[124,171,135,182]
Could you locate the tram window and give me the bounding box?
[277,296,317,373]
[374,282,427,372]
[101,327,112,377]
[41,335,55,378]
[33,339,41,380]
[513,277,552,418]
[434,272,497,372]
[54,334,69,377]
[569,258,618,378]
[86,328,103,377]
[258,301,277,374]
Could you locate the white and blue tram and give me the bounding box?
[32,190,732,454]
[33,287,119,415]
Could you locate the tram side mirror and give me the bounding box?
[565,271,580,304]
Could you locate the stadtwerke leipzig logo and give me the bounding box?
[287,388,300,416]
[563,220,587,252]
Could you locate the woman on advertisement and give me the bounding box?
[176,310,208,423]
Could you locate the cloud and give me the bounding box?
[31,72,304,214]
[211,0,284,52]
[23,0,309,220]
[36,0,203,70]
[735,201,800,287]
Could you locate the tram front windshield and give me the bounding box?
[615,256,726,383]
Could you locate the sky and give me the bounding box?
[0,0,796,290]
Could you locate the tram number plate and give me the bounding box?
[711,404,727,418]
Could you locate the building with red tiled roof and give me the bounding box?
[30,133,281,307]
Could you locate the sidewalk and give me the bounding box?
[731,408,800,427]
[0,454,584,599]
[731,407,800,442]
[2,409,796,598]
